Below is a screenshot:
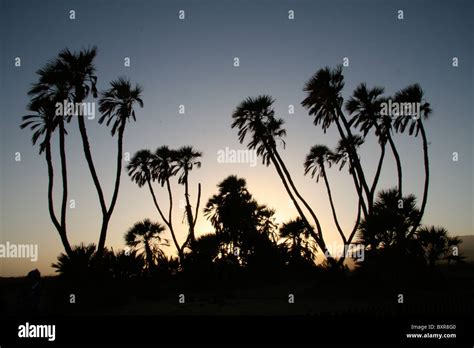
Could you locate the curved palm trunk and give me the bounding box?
[77,115,107,215]
[146,179,183,264]
[410,121,429,235]
[321,166,346,244]
[336,197,362,267]
[183,172,196,249]
[264,142,333,263]
[166,178,185,263]
[193,183,201,228]
[58,119,69,245]
[370,142,385,196]
[45,131,73,256]
[338,113,372,200]
[97,124,125,253]
[272,149,324,240]
[387,132,403,197]
[335,116,371,213]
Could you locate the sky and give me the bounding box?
[0,0,472,276]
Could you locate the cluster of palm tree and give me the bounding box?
[127,146,202,265]
[21,47,143,258]
[232,65,452,268]
[22,48,460,275]
[203,175,278,267]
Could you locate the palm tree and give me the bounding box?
[302,66,372,213]
[52,48,110,247]
[52,243,96,279]
[393,84,431,235]
[20,97,73,256]
[97,78,143,252]
[231,95,332,262]
[345,83,403,198]
[125,219,166,271]
[204,175,277,264]
[26,59,73,257]
[357,188,420,254]
[127,149,182,263]
[331,134,368,220]
[304,145,346,244]
[279,217,315,264]
[416,226,457,266]
[174,146,202,250]
[152,146,185,262]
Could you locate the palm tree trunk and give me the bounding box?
[58,119,69,246]
[183,172,196,248]
[321,166,346,244]
[45,132,73,256]
[336,198,362,267]
[144,239,154,272]
[146,179,183,263]
[77,115,107,216]
[337,115,372,209]
[97,124,125,253]
[335,117,371,214]
[272,148,324,240]
[370,142,385,196]
[193,183,201,228]
[409,121,429,235]
[387,132,403,197]
[166,178,185,263]
[264,142,333,262]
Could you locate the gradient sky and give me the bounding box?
[1,0,472,276]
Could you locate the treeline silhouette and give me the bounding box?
[20,47,465,299]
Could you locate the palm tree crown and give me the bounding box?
[98,78,143,136]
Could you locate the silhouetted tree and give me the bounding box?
[204,175,277,266]
[417,226,463,266]
[302,66,372,215]
[231,96,332,262]
[20,97,73,256]
[279,217,316,266]
[52,243,97,279]
[97,77,143,252]
[174,146,202,250]
[393,84,432,235]
[125,219,167,272]
[304,145,346,244]
[345,84,402,197]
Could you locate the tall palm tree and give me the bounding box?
[304,145,346,244]
[174,146,202,250]
[346,83,403,197]
[20,97,73,256]
[97,78,143,252]
[231,95,332,262]
[393,84,431,235]
[302,66,372,212]
[26,60,73,257]
[152,146,185,262]
[125,219,166,271]
[53,48,109,243]
[127,150,180,258]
